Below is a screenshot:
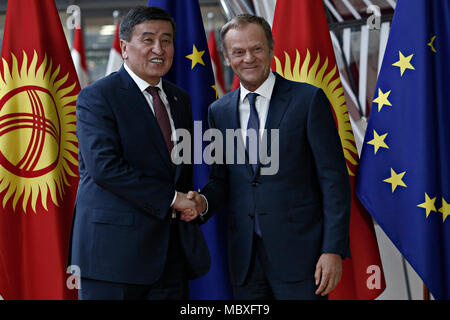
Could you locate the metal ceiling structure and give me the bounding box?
[0,0,219,15]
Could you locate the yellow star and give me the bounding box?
[392,51,415,76]
[185,44,205,69]
[427,36,437,53]
[417,193,437,218]
[383,168,407,193]
[211,84,218,99]
[438,198,450,222]
[373,88,392,112]
[367,130,389,154]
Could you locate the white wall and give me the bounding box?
[375,224,431,300]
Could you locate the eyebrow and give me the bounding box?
[231,42,264,50]
[140,31,173,38]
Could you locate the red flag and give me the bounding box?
[0,0,79,299]
[105,22,123,76]
[208,29,226,97]
[71,26,89,88]
[271,0,386,300]
[231,74,240,91]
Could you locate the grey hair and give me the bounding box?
[220,14,274,54]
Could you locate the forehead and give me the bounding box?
[132,20,174,38]
[224,23,268,48]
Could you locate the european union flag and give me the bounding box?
[148,0,233,299]
[356,0,450,300]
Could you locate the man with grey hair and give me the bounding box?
[184,14,351,300]
[68,6,210,300]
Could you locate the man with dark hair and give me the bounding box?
[119,6,177,42]
[184,14,351,300]
[68,6,210,300]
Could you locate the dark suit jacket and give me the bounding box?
[68,66,210,285]
[201,72,351,286]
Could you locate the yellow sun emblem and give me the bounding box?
[274,49,358,176]
[0,51,78,213]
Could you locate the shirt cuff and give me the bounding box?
[170,191,178,207]
[200,194,208,214]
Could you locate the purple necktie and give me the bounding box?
[146,86,174,155]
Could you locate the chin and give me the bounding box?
[243,77,262,87]
[147,71,166,79]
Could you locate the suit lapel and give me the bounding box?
[263,74,292,132]
[256,73,292,176]
[163,81,184,183]
[230,77,293,179]
[118,67,173,171]
[164,82,182,131]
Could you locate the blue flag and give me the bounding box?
[147,0,233,299]
[356,0,450,300]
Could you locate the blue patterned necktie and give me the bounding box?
[246,92,262,237]
[246,92,260,173]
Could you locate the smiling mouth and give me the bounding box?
[150,58,164,64]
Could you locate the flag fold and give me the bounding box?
[356,0,450,300]
[271,0,386,299]
[0,0,80,299]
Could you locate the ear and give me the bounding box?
[223,51,231,66]
[269,41,275,60]
[120,39,128,60]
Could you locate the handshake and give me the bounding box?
[172,191,207,222]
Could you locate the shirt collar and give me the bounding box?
[124,63,164,92]
[240,71,276,103]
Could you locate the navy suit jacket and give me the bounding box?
[201,73,351,286]
[68,66,210,285]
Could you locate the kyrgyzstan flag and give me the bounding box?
[0,0,80,299]
[271,0,386,300]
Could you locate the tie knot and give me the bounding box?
[246,92,258,106]
[146,86,160,97]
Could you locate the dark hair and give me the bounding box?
[119,6,176,41]
[220,14,273,54]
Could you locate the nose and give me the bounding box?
[152,40,164,55]
[243,50,255,63]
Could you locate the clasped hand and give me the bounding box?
[171,191,205,222]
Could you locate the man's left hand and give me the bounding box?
[314,253,342,296]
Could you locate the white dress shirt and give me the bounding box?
[239,71,276,144]
[123,63,176,139]
[123,63,178,208]
[201,72,276,218]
